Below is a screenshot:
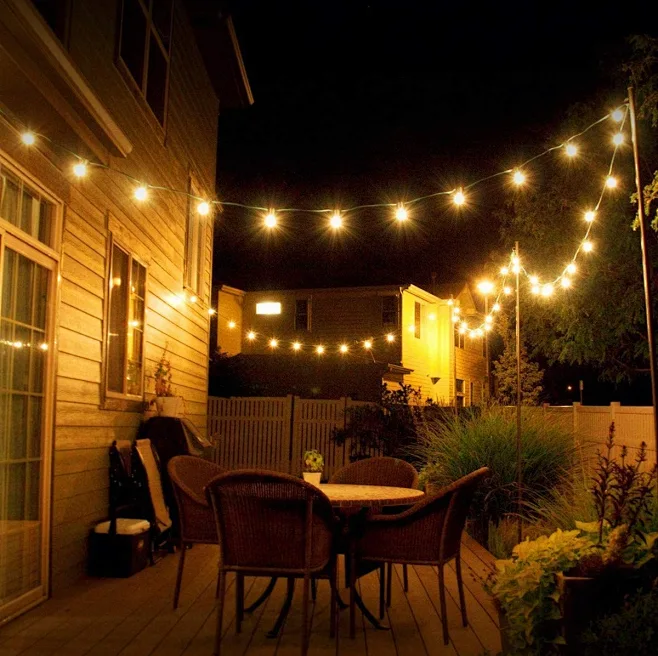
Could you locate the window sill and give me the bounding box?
[102,394,146,413]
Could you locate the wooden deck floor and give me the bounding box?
[0,535,501,656]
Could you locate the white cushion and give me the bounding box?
[94,518,150,535]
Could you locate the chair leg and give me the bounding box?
[438,564,450,646]
[236,573,244,634]
[379,564,385,619]
[302,573,311,656]
[349,548,356,639]
[386,562,393,608]
[173,542,187,609]
[403,564,409,592]
[214,570,226,656]
[311,577,317,602]
[455,553,468,627]
[329,559,338,639]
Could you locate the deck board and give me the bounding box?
[0,539,501,656]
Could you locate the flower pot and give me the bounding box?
[155,396,182,417]
[303,472,322,486]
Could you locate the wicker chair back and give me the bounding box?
[330,456,419,488]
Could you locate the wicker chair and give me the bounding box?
[330,456,419,610]
[352,467,490,645]
[205,470,340,656]
[167,456,226,609]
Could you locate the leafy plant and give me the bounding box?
[153,349,174,397]
[303,449,324,473]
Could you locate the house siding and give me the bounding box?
[1,0,218,591]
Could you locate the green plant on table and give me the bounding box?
[303,450,324,473]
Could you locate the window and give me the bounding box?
[118,0,173,125]
[382,295,398,328]
[184,180,206,296]
[455,378,465,408]
[470,381,474,405]
[454,327,465,349]
[1,165,53,246]
[106,242,146,397]
[414,302,421,339]
[31,0,71,44]
[295,299,310,331]
[256,302,281,315]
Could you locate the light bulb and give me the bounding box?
[585,210,596,223]
[531,285,540,295]
[363,340,372,350]
[504,286,512,295]
[134,186,148,201]
[492,303,501,312]
[582,240,593,253]
[606,176,618,189]
[512,264,520,274]
[453,189,466,206]
[21,132,36,146]
[611,107,624,122]
[386,333,395,343]
[189,294,198,304]
[73,161,87,177]
[453,307,461,314]
[475,328,484,338]
[612,133,624,146]
[395,204,408,221]
[500,266,509,275]
[315,345,325,355]
[39,342,49,351]
[339,344,348,353]
[458,324,467,335]
[452,315,459,323]
[485,315,493,325]
[207,308,216,316]
[485,325,492,332]
[329,212,342,229]
[529,275,539,285]
[247,331,256,341]
[264,211,277,228]
[477,280,494,295]
[228,320,236,329]
[512,170,526,186]
[566,263,576,275]
[468,330,476,339]
[561,277,572,288]
[447,299,454,306]
[269,338,278,348]
[541,283,554,297]
[565,143,578,157]
[197,201,211,216]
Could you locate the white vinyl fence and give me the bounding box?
[207,396,372,478]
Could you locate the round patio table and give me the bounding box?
[318,483,425,508]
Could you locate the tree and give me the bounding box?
[493,331,544,405]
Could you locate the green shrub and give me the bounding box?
[416,406,578,540]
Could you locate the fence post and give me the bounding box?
[572,402,580,438]
[286,395,295,474]
[610,401,619,428]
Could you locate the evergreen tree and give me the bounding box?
[493,331,544,406]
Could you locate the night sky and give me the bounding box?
[212,0,657,401]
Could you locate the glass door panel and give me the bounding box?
[0,245,50,618]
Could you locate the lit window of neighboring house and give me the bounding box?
[382,295,398,328]
[455,378,465,408]
[118,0,174,125]
[414,302,421,339]
[295,299,310,331]
[106,242,147,398]
[184,179,207,298]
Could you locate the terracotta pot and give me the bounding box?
[302,472,322,486]
[155,396,182,417]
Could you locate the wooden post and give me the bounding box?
[515,242,523,543]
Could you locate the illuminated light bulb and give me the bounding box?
[134,186,148,201]
[504,286,512,295]
[447,298,454,306]
[606,176,618,189]
[477,280,494,295]
[453,189,466,206]
[475,328,484,338]
[512,256,520,266]
[458,325,467,335]
[468,330,476,339]
[39,342,49,351]
[21,132,36,145]
[395,204,408,221]
[268,338,278,349]
[293,341,302,351]
[339,344,349,354]
[363,340,372,350]
[111,277,122,288]
[315,345,325,355]
[485,324,492,332]
[585,210,596,223]
[500,266,509,275]
[561,277,572,289]
[189,294,198,304]
[611,107,625,122]
[386,333,395,343]
[453,307,461,314]
[73,161,87,178]
[207,308,216,316]
[492,303,501,312]
[529,275,539,285]
[264,211,277,228]
[612,132,624,146]
[512,264,520,274]
[247,331,256,341]
[541,283,554,297]
[428,313,436,320]
[129,320,140,328]
[566,263,577,275]
[531,284,540,295]
[452,315,459,323]
[329,212,343,229]
[512,170,526,186]
[565,143,578,157]
[228,320,236,329]
[460,321,469,331]
[582,240,593,253]
[14,341,24,349]
[197,201,211,216]
[485,315,493,325]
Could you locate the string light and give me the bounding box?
[492,303,501,312]
[611,107,625,122]
[531,284,540,295]
[529,275,539,285]
[606,176,618,189]
[566,263,576,275]
[134,186,148,201]
[584,210,596,223]
[268,338,278,349]
[395,204,408,221]
[512,170,526,186]
[189,294,198,304]
[582,240,593,253]
[228,320,236,329]
[453,189,466,206]
[561,277,572,288]
[72,161,87,178]
[21,131,35,145]
[329,212,343,229]
[208,308,216,316]
[504,286,512,295]
[339,344,349,353]
[612,133,624,146]
[565,143,578,157]
[292,341,302,351]
[264,211,277,228]
[315,345,325,355]
[363,340,372,350]
[197,201,211,216]
[386,333,395,343]
[541,283,554,297]
[247,331,256,341]
[500,266,509,275]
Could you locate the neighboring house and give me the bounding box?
[0,0,251,622]
[217,282,487,405]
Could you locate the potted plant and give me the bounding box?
[151,349,182,417]
[302,450,324,486]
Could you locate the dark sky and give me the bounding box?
[214,0,655,292]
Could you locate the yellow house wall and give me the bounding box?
[217,288,244,355]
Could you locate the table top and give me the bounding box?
[318,484,425,508]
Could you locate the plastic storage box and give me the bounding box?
[88,518,151,577]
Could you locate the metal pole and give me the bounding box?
[515,242,523,543]
[485,295,490,399]
[628,86,658,474]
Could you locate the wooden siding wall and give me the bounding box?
[1,1,219,590]
[217,288,244,355]
[455,335,487,406]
